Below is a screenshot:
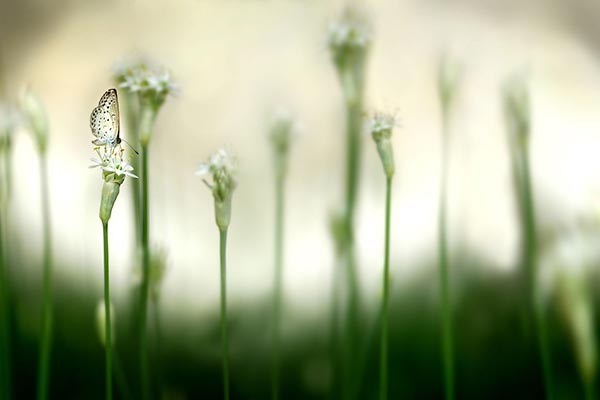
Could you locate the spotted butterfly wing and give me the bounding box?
[90,88,121,147]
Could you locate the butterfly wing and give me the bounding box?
[90,88,120,146]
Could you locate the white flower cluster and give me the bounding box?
[368,112,397,141]
[196,148,237,230]
[90,145,137,183]
[327,9,371,58]
[116,61,177,107]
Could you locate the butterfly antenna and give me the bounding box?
[122,138,139,155]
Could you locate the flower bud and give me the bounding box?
[269,108,296,180]
[328,6,371,105]
[20,87,49,153]
[368,112,396,179]
[99,180,121,225]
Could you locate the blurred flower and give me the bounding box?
[0,103,19,151]
[368,111,397,178]
[196,148,237,230]
[328,6,371,69]
[19,87,49,153]
[117,60,177,111]
[95,300,115,348]
[328,5,371,105]
[269,107,297,179]
[437,55,461,116]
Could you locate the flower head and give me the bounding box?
[19,87,49,153]
[196,148,237,230]
[90,144,138,184]
[0,103,19,153]
[269,107,297,178]
[328,6,371,69]
[116,60,177,110]
[437,55,461,115]
[368,111,397,178]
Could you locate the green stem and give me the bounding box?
[123,92,142,249]
[379,177,392,400]
[152,301,163,396]
[0,196,11,399]
[520,145,553,399]
[139,144,151,400]
[220,228,230,400]
[329,257,341,399]
[37,152,53,400]
[272,174,285,400]
[439,110,454,400]
[103,222,113,400]
[343,91,363,400]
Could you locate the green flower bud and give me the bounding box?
[368,112,396,179]
[437,55,461,116]
[269,108,296,180]
[20,87,49,153]
[99,180,121,225]
[328,6,371,106]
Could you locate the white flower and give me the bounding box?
[327,6,371,71]
[118,62,177,101]
[196,147,237,230]
[368,112,397,141]
[90,145,138,182]
[196,148,236,180]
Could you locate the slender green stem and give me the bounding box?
[0,198,11,399]
[37,152,53,400]
[379,177,392,400]
[103,222,113,400]
[520,145,553,399]
[139,144,151,400]
[152,300,163,396]
[220,228,230,400]
[439,110,454,400]
[329,257,341,399]
[123,92,142,249]
[343,96,363,400]
[272,174,285,400]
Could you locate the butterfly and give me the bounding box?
[90,88,121,147]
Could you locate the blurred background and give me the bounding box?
[2,0,600,398]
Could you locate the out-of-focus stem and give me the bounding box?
[37,152,53,400]
[379,177,392,400]
[271,172,285,400]
[139,143,150,400]
[103,222,113,400]
[220,228,230,400]
[439,109,454,400]
[0,199,11,399]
